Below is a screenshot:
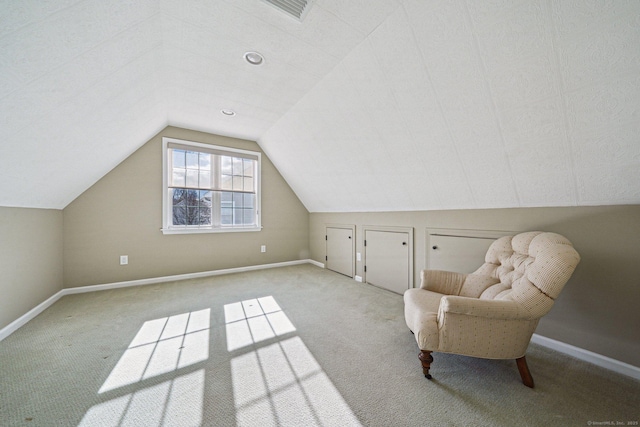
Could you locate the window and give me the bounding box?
[162,137,261,234]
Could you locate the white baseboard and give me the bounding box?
[531,334,640,381]
[3,262,638,382]
[307,259,324,268]
[62,259,315,296]
[0,291,65,342]
[0,259,318,342]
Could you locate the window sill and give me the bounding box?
[161,226,262,235]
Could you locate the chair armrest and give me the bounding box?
[420,270,467,295]
[439,296,536,321]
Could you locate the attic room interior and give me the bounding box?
[1,0,639,426]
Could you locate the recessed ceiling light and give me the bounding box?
[244,51,264,65]
[221,109,236,116]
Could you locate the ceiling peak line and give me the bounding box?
[544,1,586,206]
[218,0,352,65]
[399,2,477,208]
[458,0,523,206]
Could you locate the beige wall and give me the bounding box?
[63,126,309,288]
[0,207,63,330]
[310,205,640,367]
[4,126,638,370]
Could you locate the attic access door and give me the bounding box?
[363,226,413,294]
[427,229,514,273]
[326,225,355,278]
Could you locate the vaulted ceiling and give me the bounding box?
[1,0,639,211]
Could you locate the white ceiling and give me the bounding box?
[1,0,639,211]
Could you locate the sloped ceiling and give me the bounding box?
[1,0,639,211]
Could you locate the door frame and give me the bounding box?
[362,225,414,290]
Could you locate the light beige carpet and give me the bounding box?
[1,264,638,426]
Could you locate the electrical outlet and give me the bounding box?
[120,255,128,265]
[261,245,266,253]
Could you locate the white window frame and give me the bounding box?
[162,137,262,234]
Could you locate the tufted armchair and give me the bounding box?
[404,231,580,387]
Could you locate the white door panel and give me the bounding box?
[364,229,411,294]
[326,227,354,277]
[426,229,513,274]
[428,235,496,274]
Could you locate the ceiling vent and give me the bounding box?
[261,0,314,21]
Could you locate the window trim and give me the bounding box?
[161,137,262,234]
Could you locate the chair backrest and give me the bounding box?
[463,231,581,318]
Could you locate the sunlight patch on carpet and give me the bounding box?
[231,337,361,426]
[224,296,296,351]
[99,309,210,393]
[227,296,360,426]
[79,369,205,426]
[79,309,211,425]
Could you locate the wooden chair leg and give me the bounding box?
[516,356,534,388]
[418,350,433,379]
